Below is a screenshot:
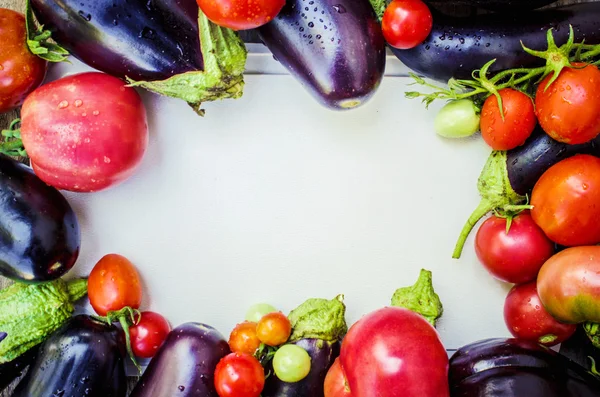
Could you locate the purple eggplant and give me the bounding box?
[0,346,37,393]
[130,323,230,397]
[426,0,559,11]
[257,0,386,110]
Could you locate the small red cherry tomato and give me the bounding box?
[214,353,265,397]
[381,0,433,50]
[130,311,171,359]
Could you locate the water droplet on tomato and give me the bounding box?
[583,183,589,190]
[74,99,83,107]
[58,101,69,109]
[93,110,100,116]
[104,156,111,163]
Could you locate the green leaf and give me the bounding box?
[25,0,70,62]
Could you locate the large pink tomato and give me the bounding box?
[20,72,148,192]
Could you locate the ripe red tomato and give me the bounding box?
[20,72,148,192]
[229,321,261,355]
[503,281,576,347]
[339,307,449,397]
[0,8,47,113]
[382,0,433,50]
[130,311,172,359]
[480,88,536,150]
[197,0,285,31]
[214,353,265,397]
[256,312,291,347]
[531,154,600,246]
[474,211,555,284]
[324,358,352,397]
[88,253,143,316]
[535,63,600,144]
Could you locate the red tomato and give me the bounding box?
[535,63,600,144]
[88,253,143,316]
[339,307,449,397]
[324,358,352,397]
[474,211,555,284]
[381,0,432,50]
[503,281,576,347]
[480,88,536,150]
[0,8,47,113]
[228,321,261,355]
[531,154,600,246]
[197,0,285,31]
[256,312,291,347]
[214,353,265,397]
[20,72,148,192]
[130,311,171,359]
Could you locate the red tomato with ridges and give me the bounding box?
[197,0,285,31]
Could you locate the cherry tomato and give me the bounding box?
[381,0,433,50]
[88,253,143,316]
[197,0,285,31]
[475,211,555,284]
[229,321,261,355]
[0,8,47,113]
[324,358,352,397]
[130,311,171,359]
[531,154,600,246]
[535,63,600,144]
[20,72,148,192]
[503,281,576,347]
[256,312,292,347]
[480,88,536,150]
[214,353,265,397]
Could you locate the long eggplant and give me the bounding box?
[0,346,37,393]
[450,338,600,396]
[13,315,127,397]
[426,0,559,11]
[393,2,600,82]
[130,322,230,397]
[257,0,386,110]
[0,154,80,283]
[31,0,247,114]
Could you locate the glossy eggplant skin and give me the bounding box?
[450,338,600,397]
[257,0,386,110]
[13,315,126,397]
[263,338,340,397]
[130,322,230,397]
[0,154,80,283]
[426,0,559,11]
[0,346,38,393]
[393,2,600,82]
[31,0,203,82]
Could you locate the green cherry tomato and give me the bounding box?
[272,344,312,383]
[434,99,480,138]
[245,303,278,323]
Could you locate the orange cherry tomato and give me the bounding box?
[229,321,261,355]
[256,312,291,347]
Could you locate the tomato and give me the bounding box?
[197,0,285,31]
[20,72,148,192]
[537,246,600,324]
[434,99,480,139]
[503,281,576,347]
[214,353,265,397]
[531,154,600,246]
[339,307,449,397]
[88,253,143,316]
[381,0,433,50]
[535,63,600,144]
[0,8,47,113]
[229,321,261,355]
[256,312,291,347]
[474,211,555,284]
[324,358,352,397]
[480,88,536,150]
[130,311,171,359]
[272,344,311,383]
[245,303,277,323]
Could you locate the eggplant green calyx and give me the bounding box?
[584,322,600,350]
[368,0,388,21]
[0,119,26,159]
[453,151,526,259]
[127,9,247,116]
[288,294,348,343]
[25,0,69,62]
[391,269,443,327]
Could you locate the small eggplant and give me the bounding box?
[130,323,230,397]
[12,315,127,397]
[257,0,386,110]
[0,346,38,393]
[0,154,80,283]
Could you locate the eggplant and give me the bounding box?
[257,0,386,110]
[13,315,126,397]
[0,154,80,283]
[393,2,600,82]
[31,0,247,114]
[559,326,600,372]
[0,346,38,393]
[426,0,559,11]
[450,338,600,396]
[130,322,230,397]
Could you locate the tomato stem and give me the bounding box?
[98,307,142,373]
[25,0,69,62]
[118,313,142,373]
[453,199,493,259]
[0,119,26,158]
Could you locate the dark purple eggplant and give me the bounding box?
[13,315,126,397]
[426,0,559,11]
[0,346,37,393]
[0,154,80,283]
[130,322,230,397]
[393,2,600,82]
[263,339,340,397]
[450,338,600,397]
[559,326,600,372]
[257,0,386,110]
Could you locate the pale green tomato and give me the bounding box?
[245,303,278,323]
[434,99,480,138]
[272,344,312,383]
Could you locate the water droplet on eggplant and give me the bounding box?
[140,27,156,40]
[308,22,314,28]
[77,11,92,21]
[178,385,186,391]
[332,4,346,13]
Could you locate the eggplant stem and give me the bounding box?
[453,199,493,259]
